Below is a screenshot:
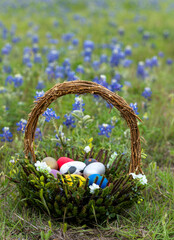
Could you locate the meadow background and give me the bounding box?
[0,0,174,239]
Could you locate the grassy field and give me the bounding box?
[0,0,174,239]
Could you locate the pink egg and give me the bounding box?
[50,169,61,178]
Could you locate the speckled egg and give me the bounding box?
[57,157,74,169]
[49,169,61,178]
[60,161,86,175]
[42,157,58,169]
[84,158,97,166]
[88,174,108,189]
[62,174,86,187]
[83,162,105,178]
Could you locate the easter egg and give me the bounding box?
[57,157,74,169]
[62,174,86,187]
[83,162,105,178]
[42,157,58,170]
[84,158,97,166]
[88,174,108,189]
[60,161,86,175]
[49,169,61,178]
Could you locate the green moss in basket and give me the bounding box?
[9,153,147,225]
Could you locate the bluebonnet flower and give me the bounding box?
[136,62,148,79]
[1,43,12,55]
[36,81,45,90]
[93,75,109,89]
[53,21,59,27]
[143,31,150,40]
[124,81,132,87]
[42,108,60,122]
[72,96,85,111]
[47,49,59,63]
[13,74,23,88]
[72,38,79,46]
[92,60,100,71]
[23,54,31,65]
[62,33,74,42]
[145,56,158,68]
[166,58,173,65]
[158,52,164,58]
[0,127,13,142]
[16,119,27,133]
[34,53,42,63]
[98,123,114,138]
[5,75,13,85]
[110,78,123,92]
[124,46,132,56]
[3,65,12,73]
[12,36,21,43]
[110,48,125,67]
[130,103,139,115]
[163,30,169,39]
[32,35,39,43]
[137,26,144,33]
[63,114,76,128]
[142,87,152,101]
[76,65,84,74]
[35,128,42,140]
[48,39,58,44]
[67,71,78,81]
[100,54,108,63]
[34,90,45,101]
[83,40,94,50]
[32,44,39,53]
[118,27,124,36]
[122,59,132,67]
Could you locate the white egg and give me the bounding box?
[83,162,105,178]
[60,161,86,175]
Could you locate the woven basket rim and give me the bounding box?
[24,80,143,174]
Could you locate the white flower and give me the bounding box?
[102,123,108,128]
[84,146,91,153]
[4,127,9,131]
[34,161,51,173]
[9,159,15,164]
[130,173,148,185]
[89,183,100,194]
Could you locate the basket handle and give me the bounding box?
[24,80,143,174]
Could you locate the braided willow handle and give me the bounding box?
[24,80,143,174]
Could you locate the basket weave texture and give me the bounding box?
[24,80,143,174]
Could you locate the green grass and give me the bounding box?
[0,0,174,239]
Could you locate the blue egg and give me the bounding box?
[88,174,108,189]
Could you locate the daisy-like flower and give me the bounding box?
[129,173,148,185]
[34,161,51,174]
[84,146,91,153]
[89,183,100,194]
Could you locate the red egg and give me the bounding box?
[57,157,74,170]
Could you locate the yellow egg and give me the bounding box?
[42,157,58,170]
[61,174,86,187]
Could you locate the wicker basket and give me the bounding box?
[11,80,145,224]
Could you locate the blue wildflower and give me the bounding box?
[35,128,42,141]
[76,65,85,74]
[158,52,164,58]
[47,50,59,63]
[142,87,152,100]
[0,127,13,142]
[98,124,114,138]
[16,119,27,133]
[42,108,60,122]
[72,96,85,112]
[34,90,45,101]
[36,81,45,90]
[5,75,13,85]
[13,74,23,88]
[124,46,132,56]
[72,38,79,46]
[166,58,173,65]
[63,114,76,128]
[67,71,78,81]
[130,103,139,115]
[83,40,94,50]
[136,62,148,79]
[34,53,42,63]
[110,79,122,92]
[122,59,132,67]
[100,54,108,63]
